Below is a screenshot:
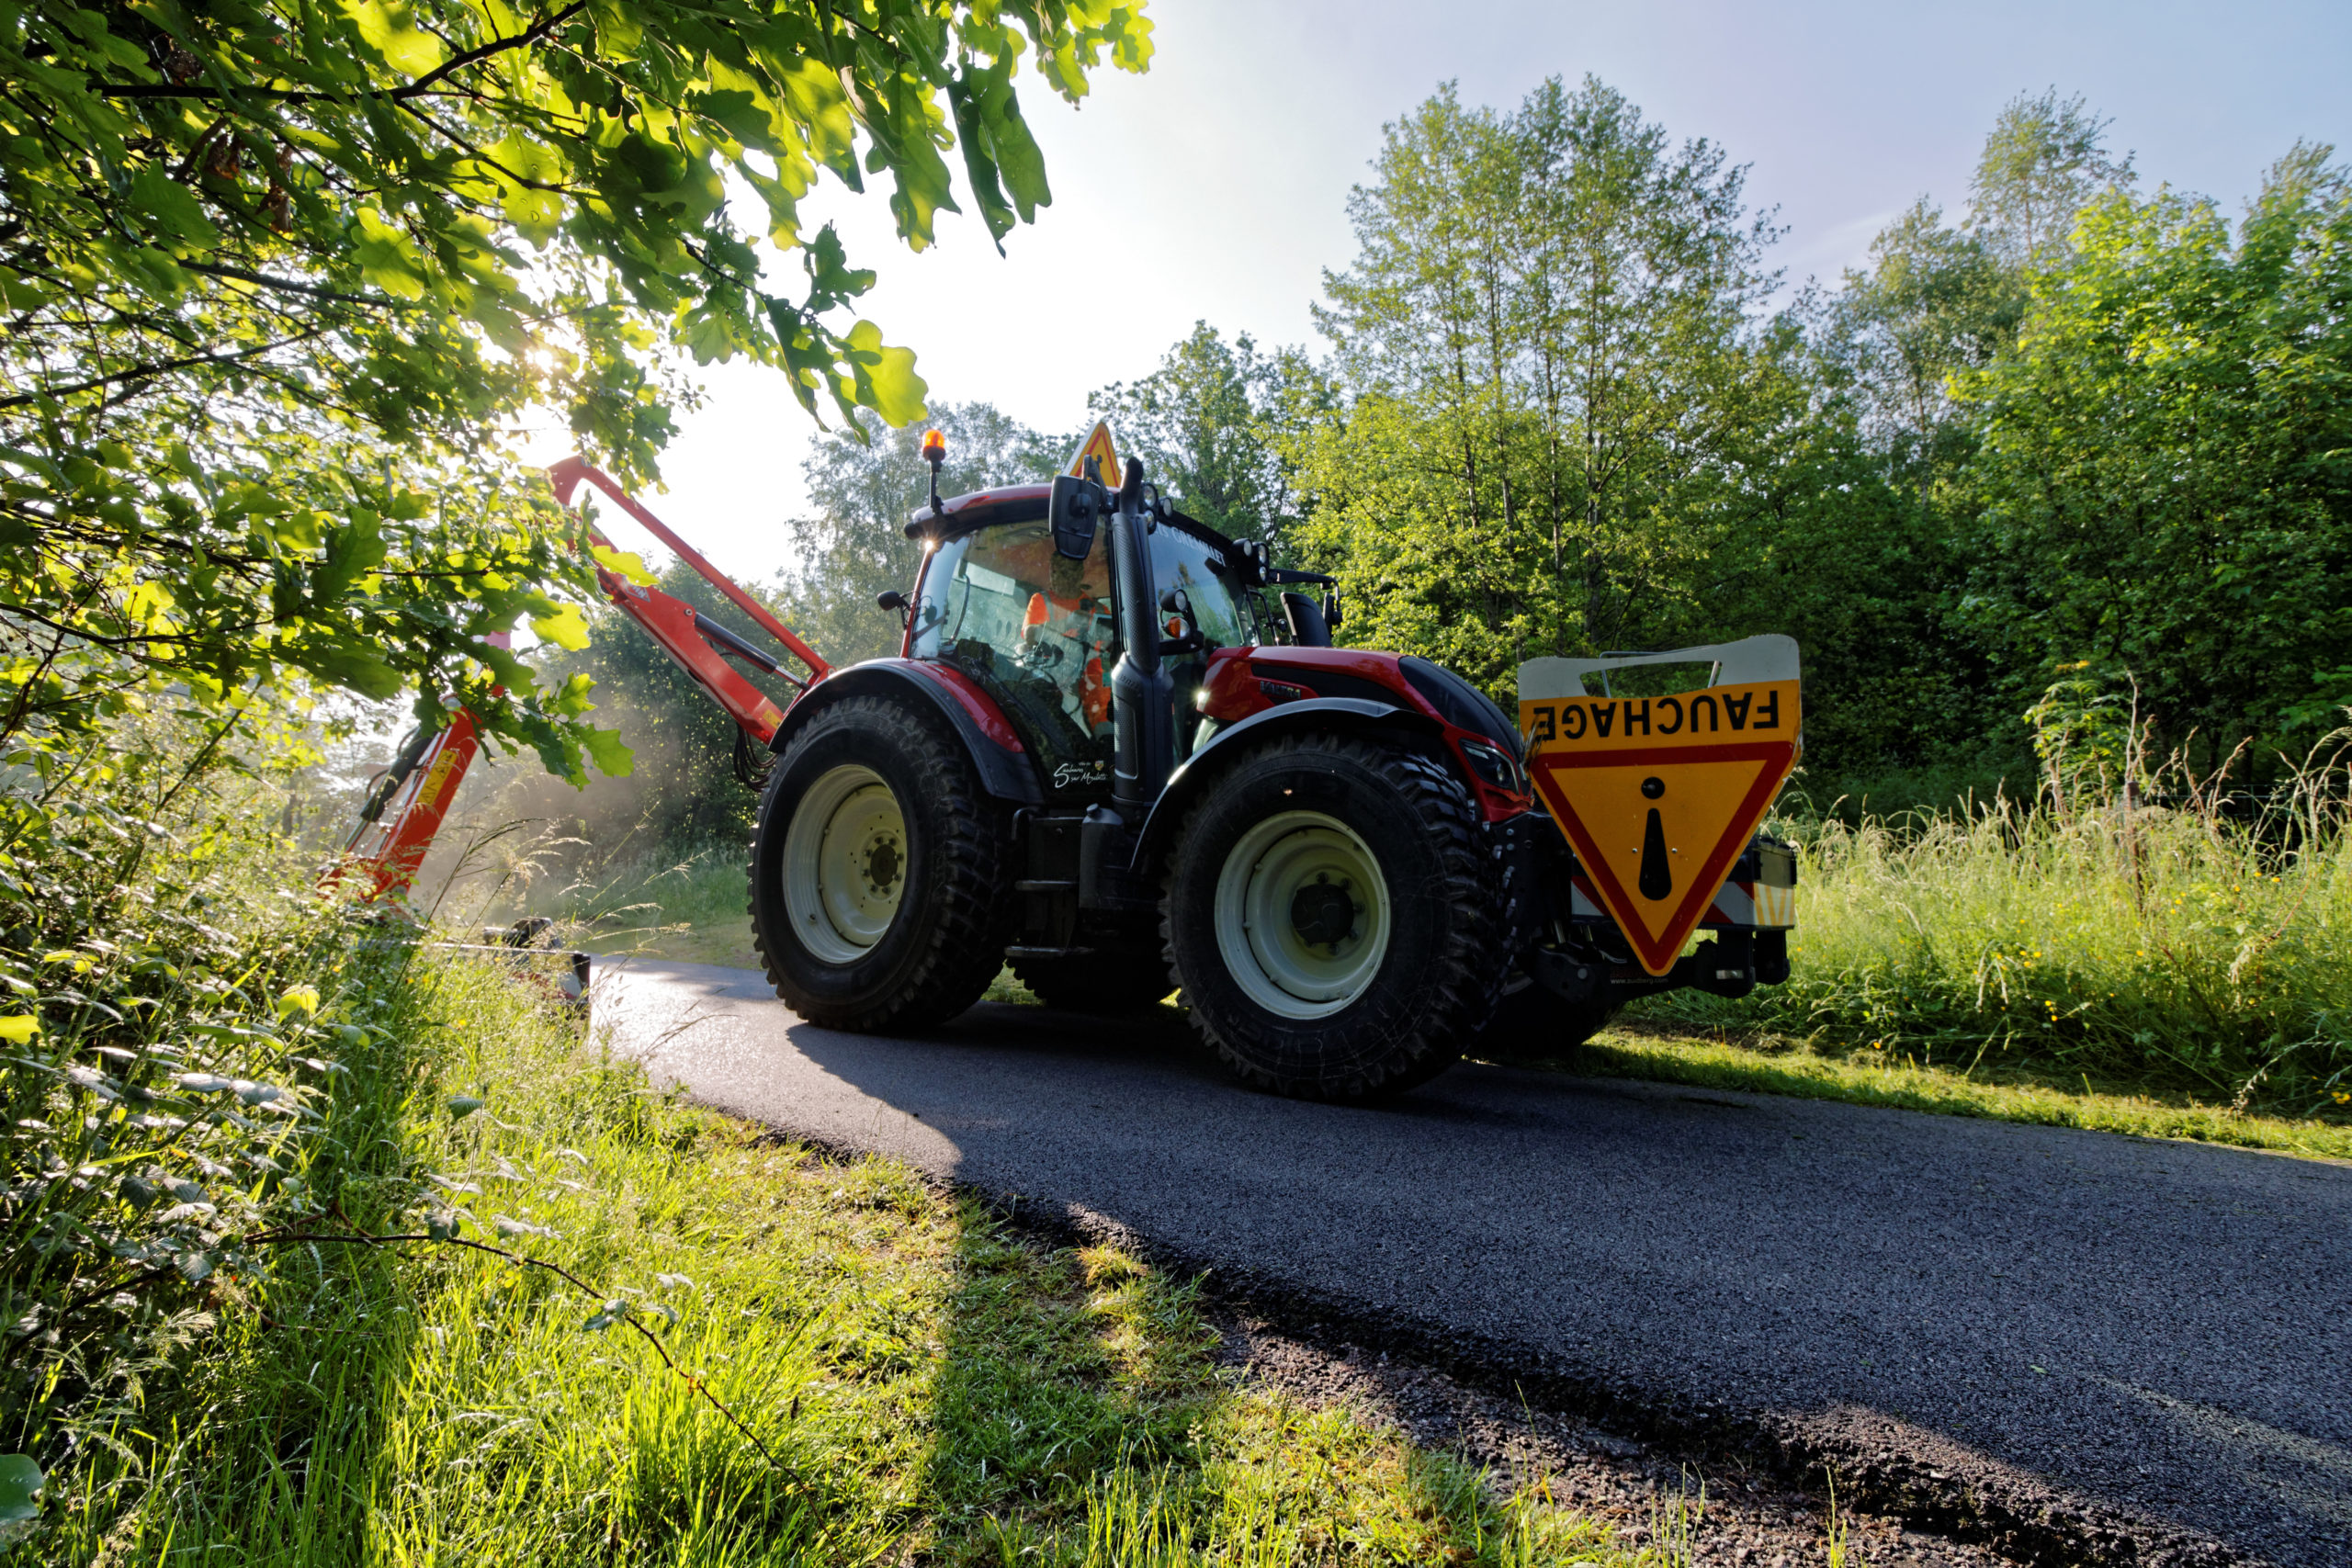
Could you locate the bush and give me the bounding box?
[0,719,370,1470]
[1650,737,2352,1118]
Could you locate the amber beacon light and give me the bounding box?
[922,428,946,513]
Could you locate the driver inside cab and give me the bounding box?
[1020,548,1114,739]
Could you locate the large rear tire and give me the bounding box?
[1010,950,1174,1014]
[1161,733,1506,1100]
[750,696,1012,1031]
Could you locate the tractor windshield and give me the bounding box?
[911,520,1119,795]
[909,513,1283,791]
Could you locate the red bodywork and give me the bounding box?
[1191,645,1532,821]
[548,457,828,745]
[328,703,491,901]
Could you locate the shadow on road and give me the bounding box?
[595,958,2352,1567]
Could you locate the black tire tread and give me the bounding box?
[748,695,1012,1032]
[1160,732,1507,1100]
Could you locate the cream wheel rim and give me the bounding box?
[783,764,908,964]
[1213,809,1391,1019]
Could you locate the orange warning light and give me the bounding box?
[921,429,946,460]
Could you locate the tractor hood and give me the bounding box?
[1238,647,1521,758]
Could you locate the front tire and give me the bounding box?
[750,696,1012,1031]
[1162,733,1507,1100]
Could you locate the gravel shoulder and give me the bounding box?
[593,957,2352,1567]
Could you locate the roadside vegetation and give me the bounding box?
[511,837,763,971]
[1607,721,2352,1158]
[2,735,1657,1564]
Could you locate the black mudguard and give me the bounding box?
[772,660,1042,807]
[1127,697,1445,877]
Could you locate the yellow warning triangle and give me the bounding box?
[1519,679,1801,976]
[1067,421,1119,481]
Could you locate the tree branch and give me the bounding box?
[94,2,590,106]
[175,259,405,309]
[0,330,331,410]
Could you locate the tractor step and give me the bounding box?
[1006,944,1094,959]
[1014,878,1078,893]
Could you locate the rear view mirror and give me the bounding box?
[1282,591,1332,648]
[1049,474,1102,559]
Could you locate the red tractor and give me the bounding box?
[743,428,1799,1100]
[339,424,1797,1099]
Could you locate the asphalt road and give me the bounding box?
[594,957,2351,1567]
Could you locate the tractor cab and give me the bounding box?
[904,472,1303,802]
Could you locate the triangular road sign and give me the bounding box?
[1518,679,1801,976]
[1066,421,1120,481]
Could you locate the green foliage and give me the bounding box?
[1570,1013,2352,1161]
[1090,321,1335,552]
[1283,76,2348,787]
[0,710,402,1463]
[1294,77,1791,700]
[1649,749,2352,1122]
[1967,88,2137,269]
[0,0,1152,778]
[775,400,1061,669]
[1951,148,2352,753]
[11,894,1639,1562]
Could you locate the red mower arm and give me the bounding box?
[326,701,492,903]
[548,457,828,744]
[329,460,826,904]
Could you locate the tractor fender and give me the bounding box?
[1129,697,1445,876]
[774,660,1043,807]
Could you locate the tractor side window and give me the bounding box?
[1149,528,1258,651]
[1149,527,1260,759]
[911,522,1117,795]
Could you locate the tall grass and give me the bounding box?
[441,821,760,968]
[1650,726,2352,1122]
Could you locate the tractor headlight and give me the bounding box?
[1458,739,1521,795]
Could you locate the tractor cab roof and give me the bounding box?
[907,483,1251,571]
[904,481,1051,542]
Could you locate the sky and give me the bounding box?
[534,0,2352,589]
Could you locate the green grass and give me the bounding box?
[1643,774,2352,1131]
[503,840,763,968]
[21,949,1648,1565]
[1513,1021,2352,1163]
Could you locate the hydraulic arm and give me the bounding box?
[329,460,823,902]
